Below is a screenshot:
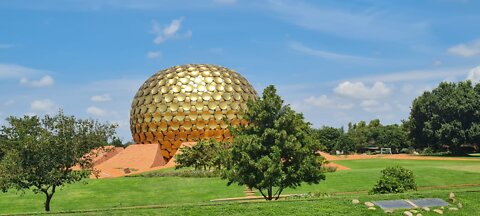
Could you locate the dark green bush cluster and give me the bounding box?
[370,166,417,194]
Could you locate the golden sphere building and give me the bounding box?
[130,64,257,161]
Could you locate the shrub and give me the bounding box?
[370,166,417,194]
[420,147,451,156]
[321,165,337,173]
[175,139,230,171]
[286,192,331,200]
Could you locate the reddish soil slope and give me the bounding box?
[93,144,165,178]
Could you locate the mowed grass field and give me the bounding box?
[0,158,479,215]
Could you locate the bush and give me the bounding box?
[321,165,337,173]
[286,192,331,200]
[175,139,230,171]
[420,147,451,156]
[370,166,417,194]
[400,148,410,154]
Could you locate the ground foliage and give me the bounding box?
[223,85,326,200]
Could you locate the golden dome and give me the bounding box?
[130,64,257,160]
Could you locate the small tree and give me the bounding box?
[0,111,117,211]
[223,85,326,200]
[370,166,417,194]
[175,139,230,171]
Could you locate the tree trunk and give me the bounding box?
[267,187,273,200]
[274,187,284,200]
[44,186,56,212]
[45,194,52,211]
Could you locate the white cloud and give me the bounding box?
[146,51,161,59]
[91,94,112,102]
[448,39,480,57]
[467,66,480,83]
[213,0,237,4]
[433,60,442,66]
[86,106,109,117]
[0,64,45,79]
[152,18,191,45]
[304,95,353,109]
[20,75,54,87]
[334,81,391,99]
[360,100,392,113]
[163,19,182,36]
[289,41,376,63]
[30,99,57,113]
[360,100,379,107]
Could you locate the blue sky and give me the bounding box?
[1,0,480,141]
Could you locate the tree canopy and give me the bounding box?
[175,139,230,171]
[0,111,117,211]
[312,119,409,154]
[407,81,480,155]
[223,85,325,200]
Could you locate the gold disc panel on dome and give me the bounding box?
[130,64,257,161]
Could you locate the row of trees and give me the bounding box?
[311,120,409,154]
[312,80,480,155]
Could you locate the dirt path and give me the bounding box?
[318,151,480,171]
[318,151,480,162]
[326,162,351,170]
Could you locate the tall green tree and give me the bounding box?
[407,81,480,155]
[0,111,117,211]
[311,126,343,152]
[375,124,409,152]
[223,85,326,200]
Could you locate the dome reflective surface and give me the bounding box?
[130,64,257,161]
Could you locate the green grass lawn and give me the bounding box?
[282,159,480,194]
[52,187,480,216]
[0,177,245,214]
[1,158,479,215]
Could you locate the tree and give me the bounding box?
[175,139,230,171]
[407,81,480,155]
[335,133,355,153]
[110,136,124,147]
[223,85,326,200]
[0,111,117,211]
[375,124,409,152]
[311,126,343,152]
[346,120,370,151]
